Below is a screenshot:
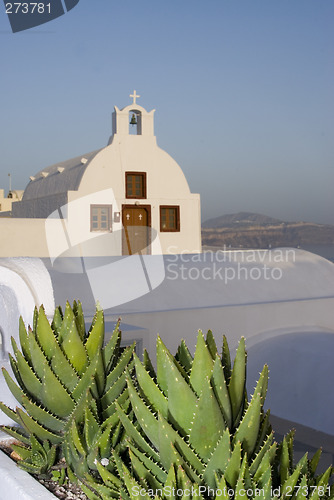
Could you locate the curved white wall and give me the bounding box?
[0,258,54,354]
[0,258,55,426]
[246,329,334,435]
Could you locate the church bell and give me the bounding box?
[130,113,137,126]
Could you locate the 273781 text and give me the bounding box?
[5,3,51,14]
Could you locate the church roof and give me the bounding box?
[23,149,102,201]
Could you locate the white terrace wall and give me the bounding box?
[0,218,117,259]
[0,218,49,257]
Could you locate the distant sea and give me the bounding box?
[299,244,334,263]
[204,244,334,263]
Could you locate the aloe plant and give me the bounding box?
[83,331,333,500]
[1,310,333,499]
[0,301,135,474]
[120,332,272,478]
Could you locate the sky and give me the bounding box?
[0,0,333,225]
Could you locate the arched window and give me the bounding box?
[129,110,142,135]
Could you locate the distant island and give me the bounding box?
[202,212,334,249]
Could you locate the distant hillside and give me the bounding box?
[202,211,283,228]
[202,212,334,248]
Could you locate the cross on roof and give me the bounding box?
[130,90,140,105]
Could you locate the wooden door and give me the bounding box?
[122,205,151,255]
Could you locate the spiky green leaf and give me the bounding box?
[233,390,262,457]
[222,335,232,383]
[115,403,160,463]
[19,317,31,364]
[85,309,104,360]
[176,340,193,372]
[211,355,232,428]
[133,352,168,418]
[224,440,242,489]
[189,377,226,461]
[17,408,62,444]
[156,337,197,435]
[11,339,42,398]
[203,428,231,488]
[40,362,75,417]
[35,306,56,360]
[189,331,214,396]
[228,337,246,427]
[21,395,64,432]
[102,321,121,372]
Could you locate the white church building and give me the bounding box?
[0,92,201,257]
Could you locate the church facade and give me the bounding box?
[1,92,201,257]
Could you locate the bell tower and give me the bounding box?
[111,90,155,138]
